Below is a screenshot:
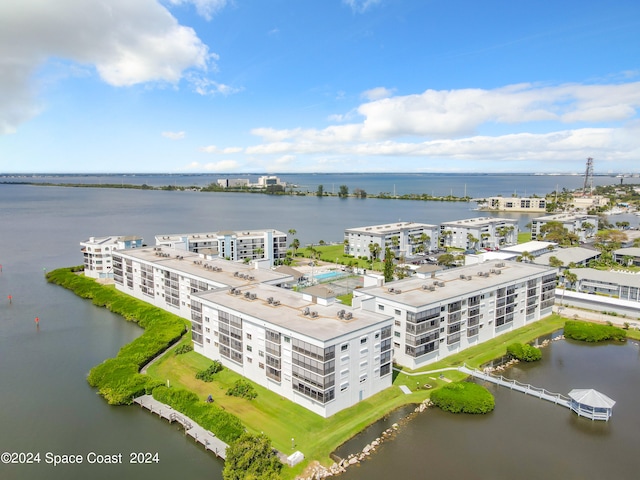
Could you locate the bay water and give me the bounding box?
[0,177,638,480]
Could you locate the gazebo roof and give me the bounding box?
[568,389,616,408]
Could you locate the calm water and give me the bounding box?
[338,339,640,480]
[0,179,638,480]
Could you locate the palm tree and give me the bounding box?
[369,242,381,261]
[420,233,431,252]
[290,238,300,257]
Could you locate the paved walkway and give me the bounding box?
[133,395,228,459]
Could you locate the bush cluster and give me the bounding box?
[195,361,224,382]
[46,268,186,405]
[564,320,626,342]
[174,345,193,355]
[430,381,495,414]
[152,386,244,444]
[507,342,542,362]
[226,379,257,400]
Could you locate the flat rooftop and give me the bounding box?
[357,261,555,308]
[501,241,556,254]
[346,222,437,235]
[441,217,517,227]
[155,229,286,243]
[196,283,392,342]
[532,213,597,221]
[115,247,292,287]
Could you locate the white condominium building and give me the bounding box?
[194,283,393,418]
[530,213,598,242]
[344,222,440,259]
[155,229,288,267]
[353,261,556,370]
[80,235,143,279]
[110,245,392,418]
[482,196,547,212]
[439,217,519,250]
[112,247,292,321]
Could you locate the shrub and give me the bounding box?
[152,386,244,444]
[223,433,282,480]
[507,342,542,362]
[564,320,626,342]
[175,345,193,355]
[430,381,495,414]
[226,379,257,400]
[195,361,224,382]
[47,267,186,405]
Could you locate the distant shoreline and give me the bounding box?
[0,180,474,202]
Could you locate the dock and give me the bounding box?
[133,395,228,459]
[459,365,615,421]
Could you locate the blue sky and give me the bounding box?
[1,0,640,174]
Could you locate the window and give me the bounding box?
[395,309,401,315]
[247,357,253,363]
[359,375,367,383]
[341,344,349,352]
[284,336,290,343]
[360,336,368,344]
[378,304,385,311]
[394,331,401,338]
[340,383,349,392]
[206,338,210,343]
[205,327,210,333]
[259,362,264,369]
[246,333,252,340]
[247,345,252,352]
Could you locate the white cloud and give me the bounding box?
[162,131,186,140]
[0,0,213,134]
[200,145,243,153]
[343,0,382,13]
[187,75,241,96]
[274,155,295,165]
[184,160,239,171]
[361,87,395,101]
[165,0,229,21]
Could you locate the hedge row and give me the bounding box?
[46,267,186,404]
[430,381,495,414]
[152,386,244,444]
[564,320,627,343]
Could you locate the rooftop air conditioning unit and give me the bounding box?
[267,297,274,304]
[303,307,310,315]
[311,311,318,318]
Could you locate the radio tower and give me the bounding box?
[582,157,594,196]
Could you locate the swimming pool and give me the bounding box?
[313,271,346,282]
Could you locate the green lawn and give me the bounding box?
[292,244,384,271]
[518,232,532,243]
[147,314,566,478]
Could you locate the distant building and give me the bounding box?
[354,261,556,370]
[614,247,640,267]
[530,213,598,242]
[256,175,284,188]
[565,268,640,303]
[571,194,609,211]
[155,229,288,267]
[344,222,439,259]
[480,196,547,212]
[534,247,600,268]
[216,178,250,188]
[500,241,557,259]
[80,235,143,279]
[439,217,519,250]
